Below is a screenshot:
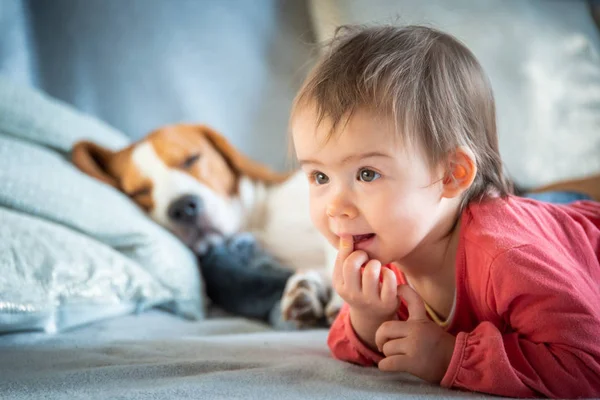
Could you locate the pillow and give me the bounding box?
[0,207,172,334]
[0,76,205,332]
[0,75,127,152]
[308,0,600,189]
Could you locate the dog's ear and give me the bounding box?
[71,141,119,188]
[199,126,291,185]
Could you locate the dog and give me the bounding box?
[72,124,342,326]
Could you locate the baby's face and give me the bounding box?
[292,107,447,265]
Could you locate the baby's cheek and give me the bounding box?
[309,205,333,242]
[309,206,324,231]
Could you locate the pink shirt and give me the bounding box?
[328,196,600,398]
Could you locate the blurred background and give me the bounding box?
[1,0,316,172]
[2,0,600,187]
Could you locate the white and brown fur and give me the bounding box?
[72,124,343,326]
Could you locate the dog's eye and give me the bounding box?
[181,154,201,169]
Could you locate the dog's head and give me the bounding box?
[72,124,289,249]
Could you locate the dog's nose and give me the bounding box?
[168,195,203,224]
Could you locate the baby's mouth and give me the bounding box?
[353,233,375,244]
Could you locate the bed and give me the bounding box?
[1,1,600,399]
[1,310,495,400]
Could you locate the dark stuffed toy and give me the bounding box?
[197,233,294,327]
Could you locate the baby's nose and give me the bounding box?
[326,196,358,219]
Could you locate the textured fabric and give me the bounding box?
[0,76,205,331]
[0,75,127,152]
[309,0,600,189]
[328,197,600,398]
[0,310,499,400]
[0,207,171,333]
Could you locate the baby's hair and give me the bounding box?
[291,24,513,208]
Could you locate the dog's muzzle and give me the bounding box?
[168,194,203,225]
[167,194,223,252]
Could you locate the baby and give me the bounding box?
[289,25,600,398]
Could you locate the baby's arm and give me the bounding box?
[443,245,600,398]
[348,307,394,351]
[327,267,407,366]
[327,303,388,366]
[327,292,402,366]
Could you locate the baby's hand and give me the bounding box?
[332,236,398,319]
[375,285,455,383]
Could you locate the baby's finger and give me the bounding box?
[378,355,409,373]
[397,284,427,321]
[375,320,408,352]
[343,250,369,293]
[381,337,409,357]
[333,235,354,286]
[380,267,397,304]
[337,235,354,261]
[362,259,382,297]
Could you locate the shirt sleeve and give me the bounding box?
[326,303,384,366]
[441,244,600,398]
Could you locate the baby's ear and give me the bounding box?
[441,147,477,199]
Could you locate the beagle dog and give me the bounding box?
[72,124,342,326]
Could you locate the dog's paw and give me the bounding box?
[281,271,330,327]
[192,233,225,255]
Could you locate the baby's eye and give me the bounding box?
[311,171,330,185]
[357,168,381,182]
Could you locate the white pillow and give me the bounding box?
[0,207,172,334]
